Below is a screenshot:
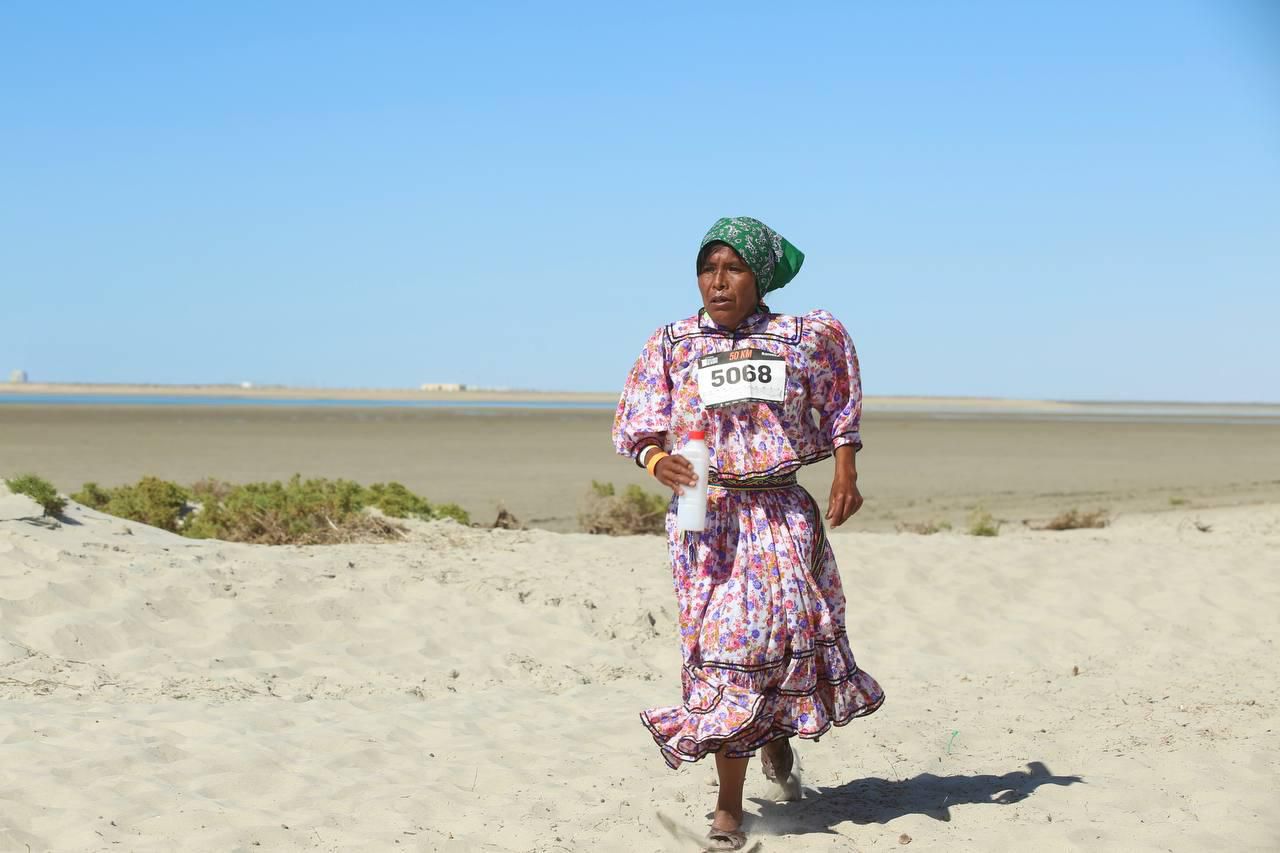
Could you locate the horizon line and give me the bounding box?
[2,380,1278,409]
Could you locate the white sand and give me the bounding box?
[1,489,1277,851]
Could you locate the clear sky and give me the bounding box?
[3,1,1277,402]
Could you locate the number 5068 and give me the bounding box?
[710,364,772,387]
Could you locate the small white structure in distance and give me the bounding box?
[8,369,27,384]
[420,383,466,392]
[240,381,254,389]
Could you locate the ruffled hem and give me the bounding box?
[640,642,885,769]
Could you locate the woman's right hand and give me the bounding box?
[654,454,699,494]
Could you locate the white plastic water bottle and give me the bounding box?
[676,429,710,532]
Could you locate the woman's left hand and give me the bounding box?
[827,446,863,528]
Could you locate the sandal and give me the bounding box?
[705,826,748,851]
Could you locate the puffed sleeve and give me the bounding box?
[612,326,673,462]
[807,310,863,452]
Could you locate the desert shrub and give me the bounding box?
[4,473,66,517]
[896,519,952,535]
[968,509,1000,537]
[71,481,112,509]
[361,481,470,524]
[182,474,401,545]
[1168,496,1188,506]
[68,474,466,544]
[1040,508,1109,531]
[428,502,471,525]
[363,481,434,518]
[580,480,669,535]
[190,477,234,504]
[75,477,191,531]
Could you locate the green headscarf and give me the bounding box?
[698,216,805,299]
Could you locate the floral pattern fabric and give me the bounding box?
[614,308,864,483]
[613,307,885,768]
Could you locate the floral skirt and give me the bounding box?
[641,483,884,769]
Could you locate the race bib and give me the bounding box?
[695,348,787,409]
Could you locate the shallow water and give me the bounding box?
[0,393,615,410]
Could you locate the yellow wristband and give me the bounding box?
[645,450,669,478]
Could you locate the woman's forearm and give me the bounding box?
[834,444,857,478]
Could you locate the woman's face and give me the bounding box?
[698,244,757,328]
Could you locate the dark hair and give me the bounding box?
[696,240,746,272]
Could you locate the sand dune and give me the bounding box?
[1,489,1277,851]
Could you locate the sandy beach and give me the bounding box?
[3,401,1279,850]
[1,484,1277,851]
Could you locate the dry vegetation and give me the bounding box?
[579,481,669,535]
[63,474,470,545]
[1035,508,1110,531]
[968,508,1001,537]
[895,519,953,535]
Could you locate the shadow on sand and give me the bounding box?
[749,761,1083,836]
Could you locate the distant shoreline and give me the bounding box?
[1,381,1277,417]
[0,382,616,404]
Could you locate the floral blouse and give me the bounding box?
[613,307,862,484]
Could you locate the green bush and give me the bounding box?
[183,475,391,545]
[70,481,112,510]
[4,473,67,517]
[968,508,1000,537]
[363,481,434,518]
[189,477,233,504]
[579,480,669,535]
[428,502,471,525]
[361,481,470,524]
[79,476,192,532]
[69,474,467,544]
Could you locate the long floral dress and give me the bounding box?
[613,306,884,769]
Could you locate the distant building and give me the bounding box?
[240,381,254,389]
[8,369,27,384]
[420,382,466,392]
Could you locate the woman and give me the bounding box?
[613,216,884,850]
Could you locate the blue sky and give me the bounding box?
[3,1,1277,401]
